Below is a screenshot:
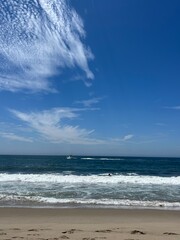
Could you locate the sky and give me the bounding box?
[0,0,180,157]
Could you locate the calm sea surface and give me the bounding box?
[0,155,180,209]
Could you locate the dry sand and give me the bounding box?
[0,207,180,240]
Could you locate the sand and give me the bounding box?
[0,207,180,240]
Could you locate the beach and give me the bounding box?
[0,208,180,240]
[0,156,179,239]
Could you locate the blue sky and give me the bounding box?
[0,0,180,156]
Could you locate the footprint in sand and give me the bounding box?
[60,236,70,239]
[95,238,107,239]
[131,230,146,235]
[82,238,96,240]
[28,228,39,232]
[62,229,82,234]
[125,239,139,240]
[11,237,24,239]
[83,238,107,240]
[27,233,40,236]
[95,230,112,233]
[163,232,179,235]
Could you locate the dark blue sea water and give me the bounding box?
[0,155,180,209]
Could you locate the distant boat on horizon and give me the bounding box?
[66,155,73,160]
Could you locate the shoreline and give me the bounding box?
[0,207,180,239]
[1,205,180,210]
[1,203,180,211]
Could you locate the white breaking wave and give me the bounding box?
[1,194,180,209]
[36,198,180,208]
[81,157,124,160]
[0,173,180,185]
[98,158,124,160]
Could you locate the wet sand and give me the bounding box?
[0,207,180,240]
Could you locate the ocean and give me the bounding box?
[0,155,180,209]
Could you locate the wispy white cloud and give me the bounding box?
[1,132,33,143]
[110,134,134,142]
[122,134,134,141]
[10,108,99,144]
[75,97,103,107]
[8,107,135,145]
[165,106,180,110]
[0,0,94,92]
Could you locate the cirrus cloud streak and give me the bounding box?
[10,108,98,144]
[0,0,94,92]
[8,107,134,145]
[1,132,33,143]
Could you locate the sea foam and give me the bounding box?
[0,173,180,185]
